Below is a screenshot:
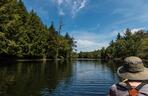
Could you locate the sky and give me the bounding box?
[22,0,148,52]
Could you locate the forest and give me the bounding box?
[78,29,148,60]
[78,50,101,59]
[1,0,148,60]
[0,0,76,59]
[101,29,148,60]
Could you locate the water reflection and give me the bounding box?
[0,60,73,96]
[0,60,122,96]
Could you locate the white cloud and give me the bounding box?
[131,28,144,34]
[57,0,64,5]
[59,9,65,16]
[111,28,145,37]
[54,0,87,17]
[76,39,108,52]
[71,0,87,17]
[77,39,96,47]
[79,0,86,9]
[71,30,110,52]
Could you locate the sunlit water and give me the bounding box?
[0,60,124,96]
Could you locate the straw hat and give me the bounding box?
[117,56,148,80]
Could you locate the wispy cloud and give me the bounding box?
[57,0,64,5]
[53,0,87,17]
[71,0,87,17]
[59,9,65,16]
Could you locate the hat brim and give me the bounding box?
[117,66,148,80]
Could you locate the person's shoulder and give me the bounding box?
[110,84,118,91]
[143,84,148,86]
[140,84,148,94]
[141,84,148,89]
[111,82,128,90]
[110,84,117,88]
[110,82,126,88]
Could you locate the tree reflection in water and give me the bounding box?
[1,60,145,96]
[0,60,73,96]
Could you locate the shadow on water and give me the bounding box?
[1,60,146,96]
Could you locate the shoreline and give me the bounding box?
[0,57,147,62]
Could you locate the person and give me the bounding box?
[109,56,148,96]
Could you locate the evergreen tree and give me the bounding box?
[0,0,75,59]
[116,33,121,40]
[101,28,148,59]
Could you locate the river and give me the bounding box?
[0,60,135,96]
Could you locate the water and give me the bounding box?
[0,60,121,96]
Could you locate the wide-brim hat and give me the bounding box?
[117,56,148,80]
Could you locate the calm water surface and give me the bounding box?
[0,60,122,96]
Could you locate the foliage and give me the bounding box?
[78,50,101,59]
[0,0,76,59]
[101,28,148,59]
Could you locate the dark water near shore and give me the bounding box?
[0,60,125,96]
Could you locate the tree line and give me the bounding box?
[0,0,76,59]
[78,50,101,59]
[78,29,148,60]
[101,28,148,60]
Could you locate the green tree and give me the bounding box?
[0,0,76,60]
[102,28,147,59]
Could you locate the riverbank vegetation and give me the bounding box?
[78,29,148,60]
[0,0,76,59]
[78,50,101,59]
[101,29,148,60]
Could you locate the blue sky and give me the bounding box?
[23,0,148,52]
